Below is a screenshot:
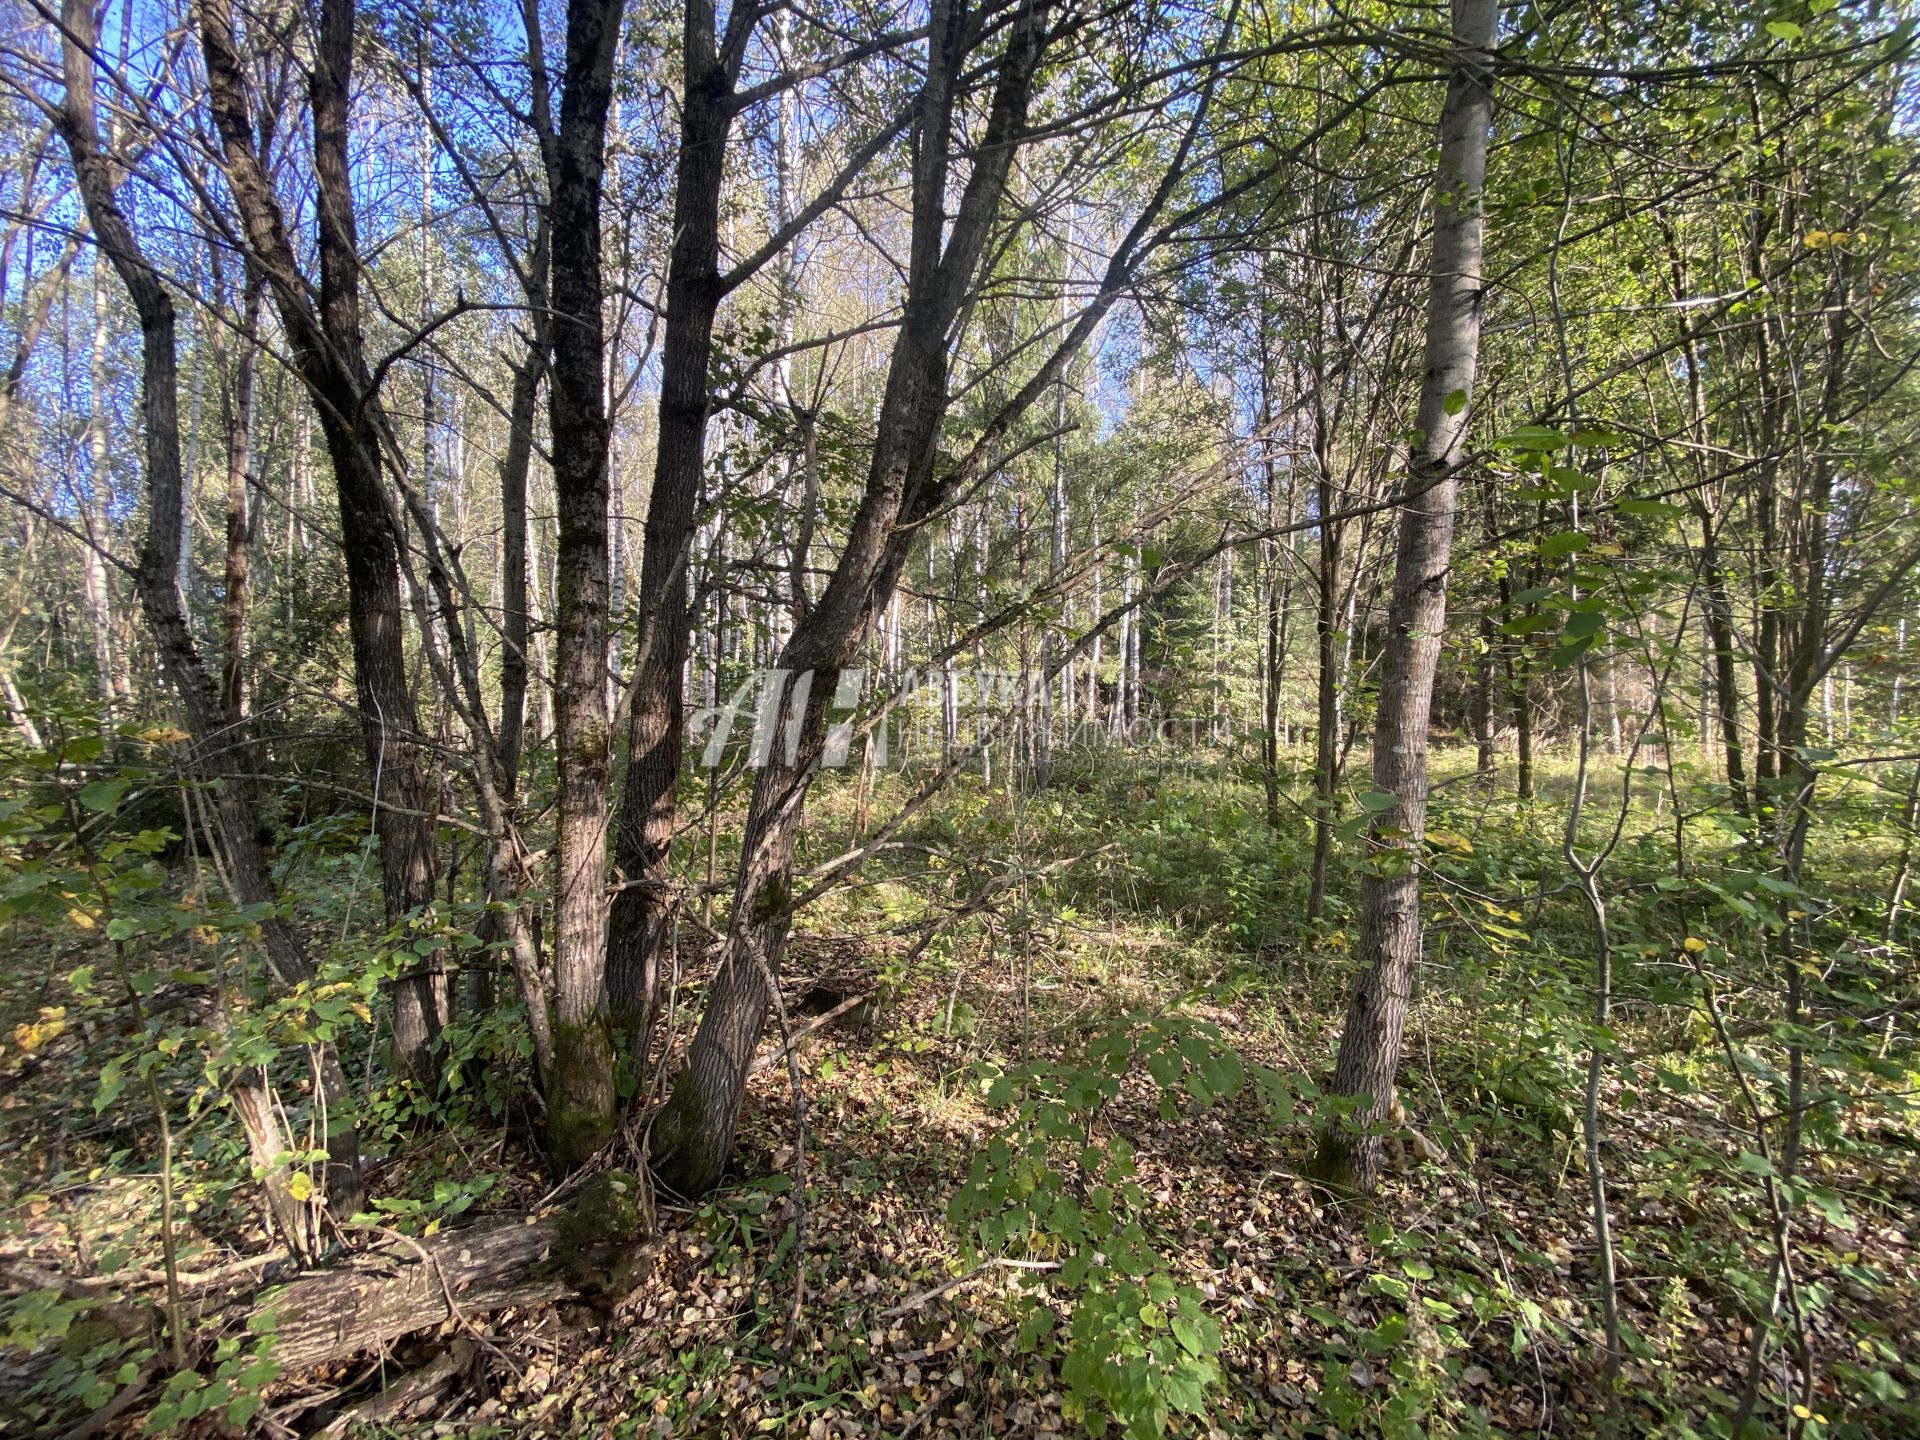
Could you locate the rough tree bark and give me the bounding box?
[540,0,628,1168]
[57,0,364,1218]
[496,216,548,794]
[650,0,1067,1196]
[1310,0,1498,1195]
[608,10,912,1057]
[216,256,263,735]
[198,0,445,1083]
[608,0,753,1057]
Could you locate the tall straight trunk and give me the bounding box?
[652,0,1056,1195]
[1257,332,1293,830]
[1307,401,1340,919]
[200,0,444,1081]
[84,270,121,741]
[541,0,626,1167]
[496,234,547,791]
[609,0,737,1055]
[470,217,548,1016]
[1311,0,1497,1195]
[1473,478,1497,777]
[1508,559,1534,800]
[220,265,263,733]
[1697,515,1751,818]
[58,3,364,1216]
[1111,556,1133,736]
[309,0,444,1074]
[1308,566,1339,907]
[1262,557,1285,828]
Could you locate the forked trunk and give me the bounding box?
[652,0,1055,1195]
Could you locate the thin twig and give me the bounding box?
[879,1258,1062,1319]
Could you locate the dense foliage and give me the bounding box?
[0,0,1916,1435]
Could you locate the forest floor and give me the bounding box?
[2,748,1917,1438]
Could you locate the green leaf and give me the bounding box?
[1540,531,1591,559]
[1368,1273,1411,1301]
[1498,424,1570,451]
[1442,389,1468,416]
[78,779,130,814]
[1766,20,1803,39]
[1568,426,1623,447]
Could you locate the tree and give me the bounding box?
[53,0,364,1222]
[539,0,629,1167]
[198,0,445,1082]
[1310,0,1498,1196]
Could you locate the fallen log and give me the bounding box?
[248,1217,569,1373]
[317,1338,475,1436]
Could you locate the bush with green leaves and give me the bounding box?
[949,1011,1298,1437]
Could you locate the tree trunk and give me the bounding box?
[1473,476,1497,778]
[609,0,736,1057]
[199,0,444,1082]
[59,3,364,1217]
[219,264,262,736]
[651,0,1055,1195]
[496,221,548,794]
[1310,0,1497,1196]
[541,0,627,1168]
[1307,401,1341,920]
[84,272,122,747]
[1697,516,1751,818]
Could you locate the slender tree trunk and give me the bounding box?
[219,264,263,735]
[58,5,364,1216]
[1697,516,1752,819]
[1308,424,1340,920]
[311,0,444,1077]
[496,237,547,793]
[541,0,627,1167]
[1473,478,1497,778]
[84,271,122,747]
[1510,576,1534,800]
[1310,0,1497,1195]
[652,0,1055,1195]
[609,0,736,1056]
[200,0,444,1082]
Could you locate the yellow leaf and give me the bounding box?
[424,1218,442,1236]
[1793,1405,1812,1420]
[137,726,191,746]
[13,1007,66,1053]
[287,1170,314,1203]
[66,907,98,932]
[1683,936,1707,953]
